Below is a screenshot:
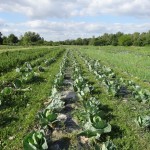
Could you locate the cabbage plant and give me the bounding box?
[79,116,111,139]
[135,115,150,128]
[38,109,58,128]
[23,130,48,150]
[100,140,117,150]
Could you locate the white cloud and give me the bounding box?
[1,1,150,41]
[0,0,150,19]
[0,0,79,19]
[79,0,150,18]
[1,19,150,41]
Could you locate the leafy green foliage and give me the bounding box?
[82,97,104,118]
[38,109,58,128]
[135,115,150,128]
[80,52,150,102]
[0,87,13,105]
[44,58,56,66]
[13,78,22,89]
[54,71,64,88]
[0,79,30,106]
[79,116,111,139]
[0,48,65,149]
[16,62,42,83]
[38,66,45,72]
[20,31,44,46]
[0,48,51,73]
[71,53,112,142]
[128,82,150,103]
[23,130,48,150]
[46,89,64,113]
[101,140,117,150]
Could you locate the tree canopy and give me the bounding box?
[1,30,150,46]
[0,32,3,45]
[20,31,44,45]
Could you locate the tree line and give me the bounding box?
[60,31,150,46]
[1,30,150,46]
[0,31,46,46]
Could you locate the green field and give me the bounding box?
[0,46,150,150]
[79,46,150,81]
[0,45,59,53]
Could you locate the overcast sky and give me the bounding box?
[0,0,150,41]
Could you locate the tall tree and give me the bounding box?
[132,32,140,46]
[89,36,95,45]
[75,38,83,45]
[118,34,132,46]
[7,34,18,45]
[0,32,3,45]
[2,36,8,45]
[21,31,44,45]
[145,30,150,45]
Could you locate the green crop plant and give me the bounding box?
[79,116,111,139]
[135,115,150,129]
[23,130,48,150]
[38,109,58,128]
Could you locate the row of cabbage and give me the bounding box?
[23,51,68,149]
[76,51,150,130]
[23,50,116,150]
[0,49,64,107]
[0,48,55,73]
[71,52,116,150]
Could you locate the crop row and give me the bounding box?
[71,51,116,149]
[76,50,150,131]
[0,48,65,149]
[0,49,64,107]
[0,47,58,74]
[0,48,64,82]
[23,51,69,149]
[22,50,117,149]
[5,48,149,149]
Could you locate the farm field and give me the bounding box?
[0,47,65,149]
[78,46,150,84]
[0,46,59,53]
[0,46,150,150]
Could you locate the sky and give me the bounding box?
[0,0,150,41]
